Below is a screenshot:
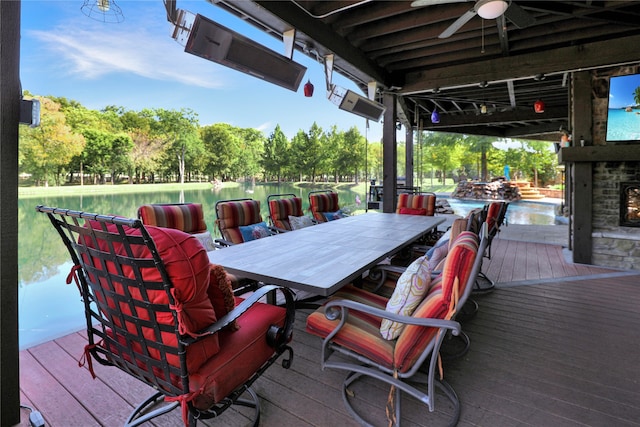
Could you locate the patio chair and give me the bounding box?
[36,205,295,427]
[137,203,217,251]
[474,201,509,294]
[395,192,436,216]
[267,193,315,232]
[308,190,344,222]
[306,229,485,427]
[138,202,256,295]
[214,198,277,246]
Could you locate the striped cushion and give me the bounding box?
[216,200,263,244]
[269,197,303,231]
[306,286,395,369]
[138,203,208,234]
[309,192,340,222]
[486,202,502,234]
[394,287,446,371]
[396,193,436,216]
[437,231,478,310]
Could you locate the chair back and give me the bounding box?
[138,202,216,251]
[137,203,208,233]
[215,198,264,244]
[267,193,304,231]
[36,206,220,399]
[395,229,480,372]
[395,192,436,216]
[308,190,340,222]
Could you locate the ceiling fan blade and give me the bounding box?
[504,2,535,28]
[438,8,477,38]
[410,0,469,8]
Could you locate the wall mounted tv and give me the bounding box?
[606,73,640,142]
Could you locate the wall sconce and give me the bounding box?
[431,110,440,124]
[304,80,314,97]
[534,99,545,113]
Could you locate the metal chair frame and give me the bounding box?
[36,205,295,427]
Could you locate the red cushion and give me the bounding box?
[189,301,288,409]
[398,207,427,216]
[83,222,219,373]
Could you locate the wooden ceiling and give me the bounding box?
[206,1,640,140]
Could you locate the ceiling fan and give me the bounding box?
[411,0,535,39]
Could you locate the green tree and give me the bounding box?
[19,97,85,186]
[201,123,241,180]
[237,128,265,184]
[338,126,366,183]
[151,108,200,184]
[262,124,289,182]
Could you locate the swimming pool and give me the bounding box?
[445,199,559,225]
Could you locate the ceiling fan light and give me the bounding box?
[476,0,509,19]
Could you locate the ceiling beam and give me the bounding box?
[401,34,640,94]
[254,1,390,87]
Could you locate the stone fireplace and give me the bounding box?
[560,67,640,271]
[620,182,640,227]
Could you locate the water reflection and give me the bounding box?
[19,184,557,349]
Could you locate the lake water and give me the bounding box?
[19,183,559,349]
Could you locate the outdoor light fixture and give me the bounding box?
[480,103,487,114]
[534,99,545,113]
[476,0,509,19]
[81,0,125,23]
[304,80,314,97]
[431,110,440,124]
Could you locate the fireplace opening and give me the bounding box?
[620,182,640,227]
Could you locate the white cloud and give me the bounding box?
[28,20,229,90]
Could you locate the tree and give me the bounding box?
[151,108,200,184]
[201,123,242,180]
[421,132,461,184]
[19,97,85,186]
[237,128,265,184]
[262,125,289,182]
[337,126,366,183]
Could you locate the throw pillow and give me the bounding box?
[380,255,431,340]
[322,210,347,221]
[207,264,239,331]
[426,229,451,271]
[289,215,314,230]
[238,221,271,242]
[192,231,216,251]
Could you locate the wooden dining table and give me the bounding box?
[207,212,445,297]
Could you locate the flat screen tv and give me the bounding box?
[606,73,640,142]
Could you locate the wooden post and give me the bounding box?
[382,93,397,213]
[0,1,22,425]
[405,126,413,189]
[571,71,593,264]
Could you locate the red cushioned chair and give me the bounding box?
[214,198,277,246]
[308,190,343,223]
[137,203,217,251]
[306,228,487,427]
[267,193,315,232]
[36,205,295,427]
[474,201,509,294]
[395,192,437,216]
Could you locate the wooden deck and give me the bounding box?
[18,238,640,427]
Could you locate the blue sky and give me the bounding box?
[20,0,385,142]
[608,73,640,109]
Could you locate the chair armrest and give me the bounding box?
[182,284,296,347]
[215,238,236,247]
[367,264,408,291]
[324,298,461,335]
